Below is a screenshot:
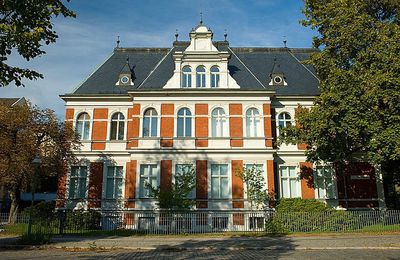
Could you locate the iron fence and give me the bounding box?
[1,209,400,235]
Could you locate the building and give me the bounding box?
[58,23,385,213]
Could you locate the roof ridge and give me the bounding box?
[227,46,266,89]
[137,46,175,89]
[287,50,320,82]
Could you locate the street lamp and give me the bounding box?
[27,156,41,236]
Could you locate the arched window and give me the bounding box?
[181,66,192,88]
[196,66,206,88]
[76,113,90,140]
[211,108,227,137]
[110,112,125,140]
[177,108,192,137]
[278,112,292,128]
[246,108,261,137]
[211,66,220,88]
[143,108,158,137]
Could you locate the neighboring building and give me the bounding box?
[58,23,385,212]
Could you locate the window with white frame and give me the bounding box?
[279,166,300,198]
[315,166,337,199]
[210,164,229,199]
[175,164,195,198]
[182,66,192,88]
[105,166,123,199]
[196,66,206,88]
[139,164,158,198]
[278,112,292,128]
[245,108,261,137]
[177,108,192,137]
[142,108,158,137]
[211,107,227,137]
[211,66,220,88]
[69,166,88,199]
[110,112,125,140]
[244,163,266,196]
[76,113,90,140]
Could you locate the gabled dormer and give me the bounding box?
[164,23,240,89]
[269,58,287,86]
[116,58,135,86]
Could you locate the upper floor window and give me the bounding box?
[211,66,220,88]
[76,113,90,140]
[278,112,292,128]
[196,66,206,88]
[143,108,158,137]
[106,166,123,199]
[315,166,337,199]
[110,112,125,140]
[177,108,192,137]
[211,108,227,137]
[246,108,261,137]
[182,66,192,88]
[69,166,87,199]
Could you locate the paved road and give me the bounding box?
[1,248,400,259]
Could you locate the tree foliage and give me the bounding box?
[280,0,400,169]
[0,0,75,87]
[145,164,196,210]
[237,165,269,210]
[0,102,80,221]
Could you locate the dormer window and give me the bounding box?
[269,59,287,86]
[182,66,192,88]
[211,66,220,88]
[196,66,206,88]
[116,58,134,86]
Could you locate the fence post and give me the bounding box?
[58,209,66,235]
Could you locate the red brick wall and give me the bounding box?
[88,162,103,208]
[127,104,140,148]
[160,160,172,193]
[91,108,108,150]
[300,162,315,199]
[263,104,273,148]
[229,104,243,147]
[232,160,244,208]
[195,104,208,147]
[266,160,276,202]
[196,160,208,208]
[125,160,137,208]
[160,104,174,147]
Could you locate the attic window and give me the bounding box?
[273,76,282,84]
[120,76,130,84]
[269,73,287,86]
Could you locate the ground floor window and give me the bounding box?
[279,166,300,198]
[106,166,123,199]
[210,164,229,199]
[69,166,88,199]
[315,166,337,199]
[139,164,158,198]
[175,164,196,198]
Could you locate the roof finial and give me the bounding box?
[224,29,228,41]
[116,35,120,48]
[200,12,203,25]
[283,36,287,48]
[126,55,129,63]
[175,29,179,41]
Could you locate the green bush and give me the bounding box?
[65,209,101,230]
[22,201,57,223]
[266,198,355,233]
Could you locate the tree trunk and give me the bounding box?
[8,188,20,224]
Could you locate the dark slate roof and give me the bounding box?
[0,97,26,106]
[70,41,319,96]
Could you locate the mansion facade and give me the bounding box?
[57,23,385,211]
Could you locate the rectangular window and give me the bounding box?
[106,166,123,199]
[315,166,337,199]
[211,164,229,199]
[139,164,158,198]
[279,166,300,198]
[69,166,88,199]
[175,164,195,198]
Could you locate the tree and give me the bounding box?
[0,0,75,87]
[0,103,80,222]
[280,0,400,207]
[145,164,196,210]
[236,165,269,210]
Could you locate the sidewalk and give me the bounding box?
[1,234,400,250]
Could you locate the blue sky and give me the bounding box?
[0,0,316,118]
